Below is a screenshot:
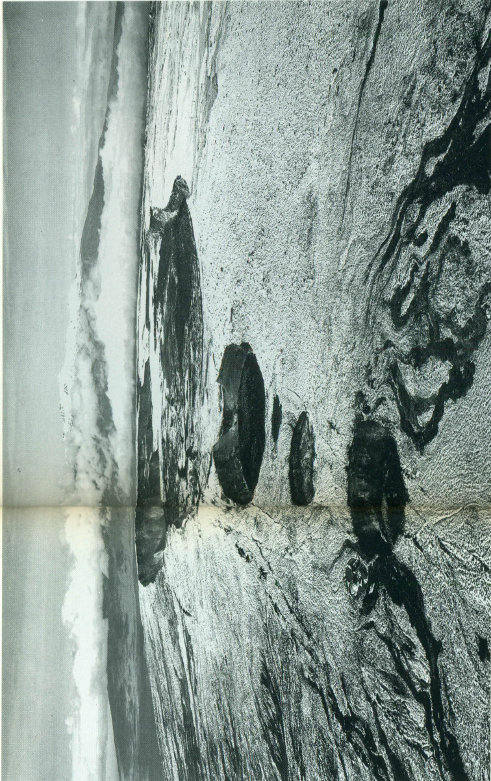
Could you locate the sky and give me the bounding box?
[3,5,118,778]
[3,7,86,776]
[4,2,80,507]
[3,4,149,778]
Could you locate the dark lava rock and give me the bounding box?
[347,417,408,557]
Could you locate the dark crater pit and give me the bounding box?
[477,635,490,663]
[271,394,282,445]
[213,343,265,505]
[289,411,315,505]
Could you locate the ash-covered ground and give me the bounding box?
[134,3,491,780]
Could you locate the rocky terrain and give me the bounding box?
[133,2,490,779]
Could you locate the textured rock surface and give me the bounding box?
[136,2,490,779]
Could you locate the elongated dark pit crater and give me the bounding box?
[271,394,282,444]
[213,343,265,505]
[289,411,315,505]
[477,635,490,662]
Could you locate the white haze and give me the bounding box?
[61,4,148,778]
[4,3,148,779]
